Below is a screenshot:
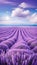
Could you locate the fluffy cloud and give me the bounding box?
[0,12,37,25]
[11,2,32,17]
[11,6,37,24]
[19,2,29,8]
[19,2,35,8]
[11,8,30,17]
[0,10,37,25]
[0,1,37,25]
[29,13,37,24]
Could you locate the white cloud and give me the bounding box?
[11,8,30,17]
[28,13,37,24]
[22,10,30,16]
[0,15,11,24]
[0,11,37,25]
[0,15,10,21]
[0,2,37,25]
[0,16,26,25]
[11,8,23,17]
[19,2,35,8]
[19,2,29,8]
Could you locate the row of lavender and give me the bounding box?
[0,26,37,65]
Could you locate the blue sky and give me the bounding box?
[0,0,37,26]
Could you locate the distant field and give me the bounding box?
[0,26,37,65]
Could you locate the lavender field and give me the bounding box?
[0,26,37,65]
